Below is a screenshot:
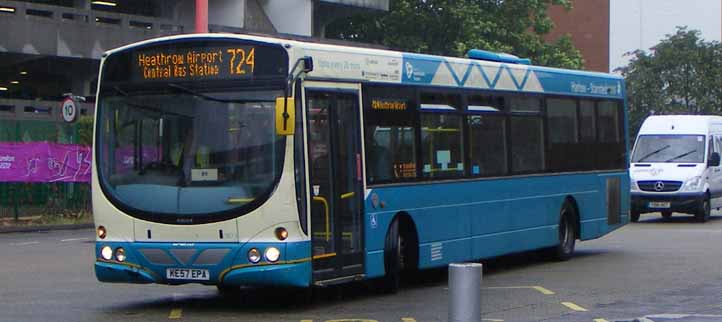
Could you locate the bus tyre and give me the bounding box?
[382,218,402,294]
[631,211,640,223]
[695,195,711,223]
[661,211,672,219]
[553,204,576,261]
[216,284,241,297]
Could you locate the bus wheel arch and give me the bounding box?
[381,212,419,293]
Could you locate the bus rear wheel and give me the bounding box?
[552,203,576,261]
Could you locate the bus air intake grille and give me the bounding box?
[139,249,175,265]
[193,249,230,265]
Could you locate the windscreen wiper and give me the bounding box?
[168,83,273,103]
[665,149,697,162]
[637,145,671,162]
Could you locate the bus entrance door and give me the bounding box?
[305,87,364,283]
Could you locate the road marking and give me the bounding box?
[401,318,416,322]
[168,308,182,319]
[11,241,40,246]
[561,302,588,312]
[61,238,89,242]
[482,319,505,322]
[300,320,313,322]
[532,286,555,295]
[484,286,555,295]
[594,319,610,322]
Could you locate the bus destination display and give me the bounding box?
[134,46,257,81]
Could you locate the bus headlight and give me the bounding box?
[101,246,113,260]
[115,247,126,262]
[265,247,280,263]
[681,176,703,192]
[248,248,261,263]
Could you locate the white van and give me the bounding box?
[630,115,722,222]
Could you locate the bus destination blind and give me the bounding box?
[133,46,257,81]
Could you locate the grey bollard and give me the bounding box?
[448,262,482,322]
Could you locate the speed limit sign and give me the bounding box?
[61,97,77,123]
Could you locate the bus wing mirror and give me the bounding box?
[275,97,295,136]
[709,152,720,167]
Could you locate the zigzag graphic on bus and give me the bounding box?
[440,60,535,91]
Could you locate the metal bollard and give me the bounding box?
[448,262,482,322]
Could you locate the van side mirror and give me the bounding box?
[709,152,720,167]
[275,97,295,136]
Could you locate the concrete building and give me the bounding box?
[0,0,388,122]
[547,0,722,72]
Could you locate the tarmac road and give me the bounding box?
[1,212,721,322]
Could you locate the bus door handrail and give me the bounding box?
[312,196,330,241]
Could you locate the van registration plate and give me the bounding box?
[649,201,671,209]
[166,268,209,281]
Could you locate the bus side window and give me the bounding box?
[363,86,417,184]
[508,95,545,173]
[467,94,507,177]
[419,92,464,179]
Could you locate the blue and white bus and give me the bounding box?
[93,33,629,292]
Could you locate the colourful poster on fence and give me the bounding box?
[0,142,91,183]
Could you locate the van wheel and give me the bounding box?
[631,211,640,223]
[553,203,576,261]
[661,211,672,219]
[695,195,711,223]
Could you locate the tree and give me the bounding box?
[324,0,584,69]
[619,27,722,137]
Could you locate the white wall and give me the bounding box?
[610,0,721,72]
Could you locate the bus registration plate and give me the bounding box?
[649,201,671,209]
[166,268,210,281]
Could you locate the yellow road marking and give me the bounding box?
[300,320,313,322]
[168,308,182,319]
[561,302,588,312]
[401,318,417,322]
[593,319,610,322]
[532,286,555,295]
[484,286,555,295]
[482,319,505,322]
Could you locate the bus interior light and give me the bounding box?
[248,248,261,263]
[97,226,107,239]
[265,247,280,262]
[101,246,113,260]
[275,227,288,241]
[115,247,126,262]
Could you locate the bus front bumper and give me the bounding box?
[631,192,705,214]
[94,241,312,287]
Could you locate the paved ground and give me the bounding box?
[1,213,722,322]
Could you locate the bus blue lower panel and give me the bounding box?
[94,240,312,287]
[364,171,629,278]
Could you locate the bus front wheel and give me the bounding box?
[381,218,402,294]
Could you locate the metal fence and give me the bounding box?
[0,119,92,220]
